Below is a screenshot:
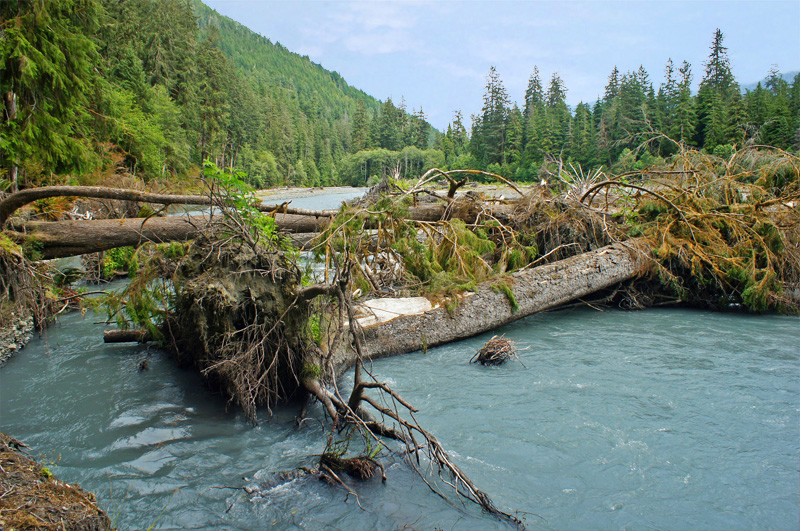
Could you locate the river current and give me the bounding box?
[0,191,797,530]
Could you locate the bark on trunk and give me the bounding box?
[335,240,648,372]
[9,213,334,259]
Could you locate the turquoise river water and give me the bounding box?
[0,190,798,530]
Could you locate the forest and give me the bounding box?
[2,0,799,195]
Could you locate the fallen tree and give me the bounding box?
[350,240,647,366]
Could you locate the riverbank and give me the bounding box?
[255,185,364,202]
[0,433,113,531]
[0,311,33,366]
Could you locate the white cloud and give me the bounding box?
[343,29,420,55]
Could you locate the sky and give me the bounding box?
[203,0,800,131]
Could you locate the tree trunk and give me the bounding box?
[334,240,648,372]
[103,240,649,372]
[4,191,515,259]
[0,185,342,227]
[10,213,334,259]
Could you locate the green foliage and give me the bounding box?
[299,362,323,381]
[102,246,137,278]
[306,312,322,344]
[202,160,283,250]
[1,0,102,180]
[492,279,519,313]
[338,147,445,186]
[393,218,495,297]
[641,147,800,313]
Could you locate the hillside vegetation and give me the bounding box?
[1,3,797,195]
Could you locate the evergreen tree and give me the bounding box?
[474,66,510,167]
[605,66,621,101]
[408,108,430,150]
[760,66,793,148]
[696,29,742,149]
[790,73,800,150]
[195,28,232,163]
[1,0,102,190]
[655,59,679,154]
[505,104,524,168]
[351,100,370,152]
[544,73,570,153]
[523,67,544,124]
[569,102,596,167]
[377,98,402,151]
[673,61,697,146]
[522,67,546,167]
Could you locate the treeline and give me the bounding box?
[2,4,797,194]
[444,29,800,181]
[0,0,434,191]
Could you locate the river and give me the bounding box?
[0,190,798,530]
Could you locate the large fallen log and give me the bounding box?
[7,202,513,259]
[8,213,332,259]
[104,240,648,360]
[341,240,648,370]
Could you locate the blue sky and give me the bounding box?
[204,0,800,130]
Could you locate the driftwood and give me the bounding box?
[103,329,152,343]
[470,335,521,365]
[7,203,514,259]
[9,214,333,259]
[104,240,647,360]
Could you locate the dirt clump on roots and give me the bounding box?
[162,237,312,421]
[0,433,112,531]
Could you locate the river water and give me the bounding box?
[1,191,798,530]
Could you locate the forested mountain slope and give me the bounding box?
[0,0,434,191]
[1,1,797,194]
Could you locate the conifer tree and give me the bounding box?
[351,100,371,152]
[760,66,793,148]
[474,66,510,167]
[544,73,570,154]
[377,98,402,151]
[522,67,546,166]
[673,61,697,146]
[696,29,742,149]
[1,0,102,190]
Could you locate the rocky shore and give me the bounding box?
[0,312,34,366]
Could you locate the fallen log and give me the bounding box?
[8,213,333,259]
[103,240,647,359]
[341,240,648,370]
[0,185,340,227]
[103,329,152,343]
[7,201,514,259]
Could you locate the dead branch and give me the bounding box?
[0,185,338,227]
